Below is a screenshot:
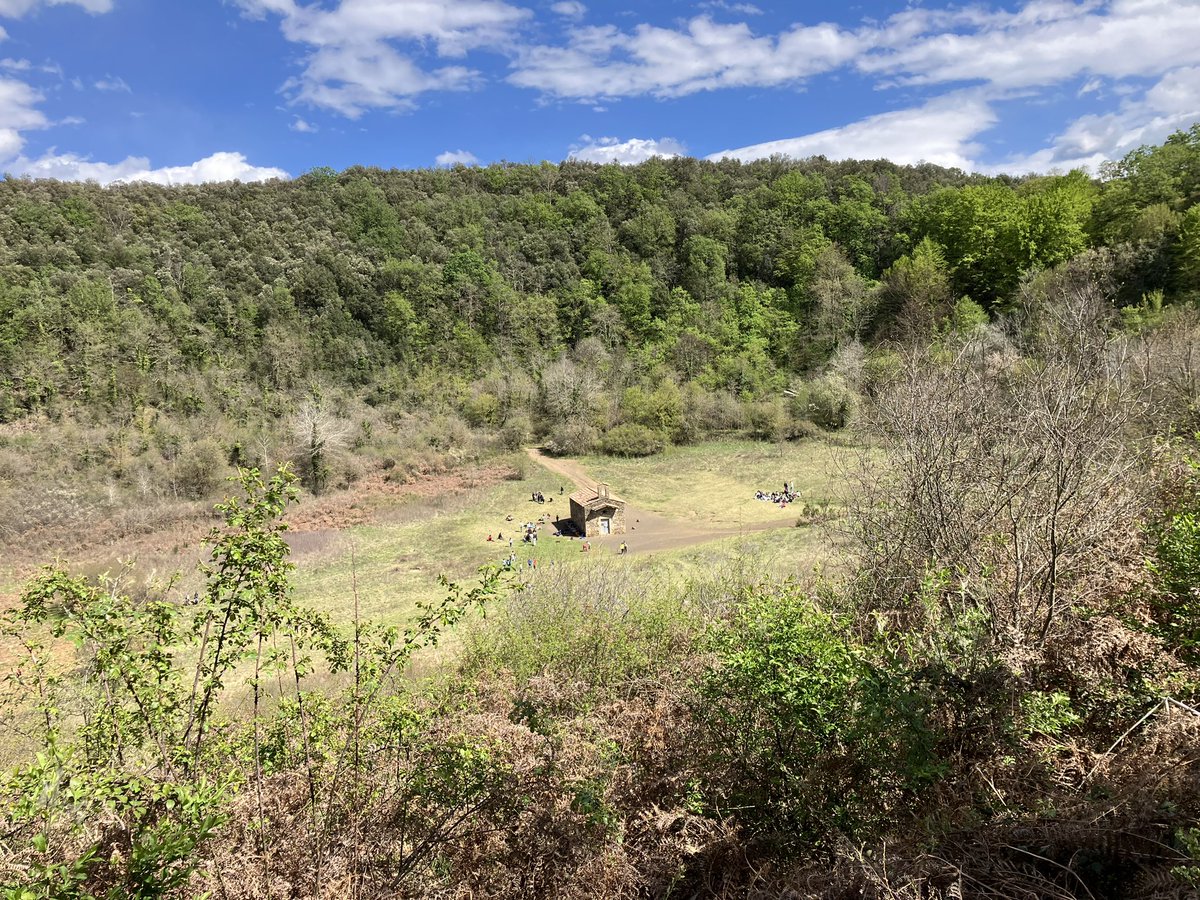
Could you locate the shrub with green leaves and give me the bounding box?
[597,422,666,457]
[695,585,940,852]
[1150,452,1200,662]
[0,466,504,897]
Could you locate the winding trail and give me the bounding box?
[524,448,792,555]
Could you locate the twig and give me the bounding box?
[1083,699,1165,782]
[1002,844,1097,900]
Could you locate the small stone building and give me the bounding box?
[569,483,627,537]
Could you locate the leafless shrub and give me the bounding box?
[1123,307,1200,435]
[289,398,351,495]
[850,263,1153,652]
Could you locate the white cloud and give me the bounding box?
[708,93,997,171]
[0,64,287,183]
[93,74,130,92]
[569,135,686,164]
[0,0,112,16]
[510,0,1200,106]
[550,1,585,19]
[7,150,288,184]
[289,116,317,132]
[235,0,530,117]
[511,15,864,99]
[435,148,479,166]
[859,0,1200,89]
[2,57,64,76]
[0,75,47,157]
[707,63,1199,177]
[698,1,763,15]
[989,66,1200,174]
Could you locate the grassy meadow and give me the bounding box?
[288,439,851,634]
[580,438,853,529]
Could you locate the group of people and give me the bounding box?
[503,554,546,570]
[530,486,567,505]
[755,482,799,507]
[522,521,540,544]
[488,514,558,548]
[488,484,628,568]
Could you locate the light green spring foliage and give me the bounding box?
[696,585,943,851]
[2,128,1198,453]
[1150,449,1200,665]
[1,466,503,898]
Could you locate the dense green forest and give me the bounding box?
[1,125,1197,490]
[3,127,1200,899]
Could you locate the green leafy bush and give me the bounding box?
[798,374,857,430]
[597,422,665,457]
[1020,690,1081,738]
[1150,453,1200,662]
[695,585,940,852]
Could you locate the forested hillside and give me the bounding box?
[2,126,1197,479]
[4,127,1200,900]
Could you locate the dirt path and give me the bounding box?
[525,448,791,555]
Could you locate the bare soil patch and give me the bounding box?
[2,460,522,587]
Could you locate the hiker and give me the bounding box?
[559,485,564,495]
[619,541,628,554]
[487,534,493,542]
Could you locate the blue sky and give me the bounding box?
[0,0,1197,183]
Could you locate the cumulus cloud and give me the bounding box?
[7,150,288,184]
[0,0,111,15]
[550,1,585,19]
[569,135,686,164]
[511,15,864,99]
[435,148,480,166]
[503,0,1200,173]
[0,75,48,157]
[289,116,317,132]
[709,93,997,171]
[235,0,530,117]
[708,63,1199,177]
[509,0,1200,108]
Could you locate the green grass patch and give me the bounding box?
[580,438,852,529]
[291,441,852,635]
[291,467,592,627]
